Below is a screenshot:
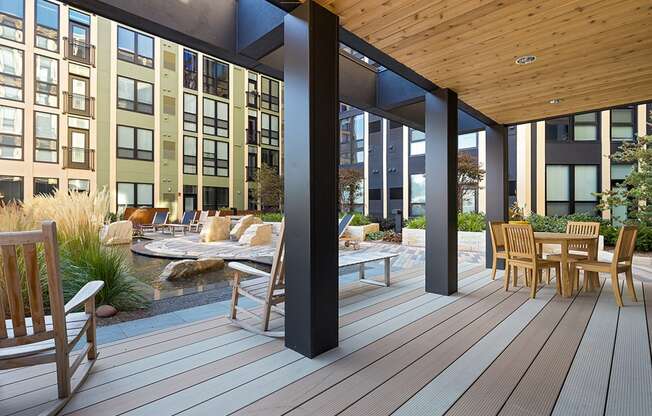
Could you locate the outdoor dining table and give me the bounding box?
[534,232,599,297]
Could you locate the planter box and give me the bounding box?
[402,229,487,252]
[402,228,425,247]
[345,223,380,241]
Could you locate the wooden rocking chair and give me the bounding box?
[0,221,104,416]
[227,219,285,337]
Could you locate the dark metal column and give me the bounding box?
[425,89,458,295]
[283,1,339,358]
[485,124,509,268]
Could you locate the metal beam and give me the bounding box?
[283,1,340,358]
[484,124,509,269]
[425,89,458,295]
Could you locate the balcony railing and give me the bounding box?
[246,166,258,182]
[246,90,259,109]
[63,92,95,118]
[63,37,96,66]
[62,146,95,171]
[246,129,260,145]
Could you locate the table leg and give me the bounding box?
[359,263,365,280]
[560,241,572,297]
[384,257,391,287]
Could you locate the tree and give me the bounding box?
[339,168,364,212]
[457,151,485,212]
[251,164,284,211]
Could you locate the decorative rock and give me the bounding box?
[160,257,225,281]
[239,223,273,246]
[229,215,262,240]
[199,216,231,242]
[96,304,118,318]
[100,220,133,245]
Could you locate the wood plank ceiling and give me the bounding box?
[316,0,652,124]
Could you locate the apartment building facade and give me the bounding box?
[0,0,283,219]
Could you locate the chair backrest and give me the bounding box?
[502,223,537,262]
[338,214,354,238]
[266,218,286,298]
[152,211,168,225]
[613,225,638,264]
[566,221,600,252]
[180,211,194,225]
[0,221,66,348]
[198,211,209,223]
[489,221,505,252]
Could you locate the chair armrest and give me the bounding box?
[228,262,270,278]
[65,281,105,314]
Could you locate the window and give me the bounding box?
[410,174,425,216]
[117,182,153,208]
[202,186,228,211]
[117,76,153,114]
[409,128,425,156]
[68,9,91,64]
[183,136,197,174]
[0,0,24,42]
[203,57,228,98]
[183,185,197,212]
[458,132,478,149]
[261,113,279,146]
[35,0,58,52]
[545,117,570,142]
[203,98,228,137]
[68,178,89,193]
[66,127,89,168]
[261,77,279,112]
[611,107,635,141]
[183,50,197,89]
[34,177,58,196]
[0,176,23,204]
[573,112,598,141]
[34,112,57,163]
[0,46,22,101]
[611,163,636,223]
[247,73,258,108]
[261,148,279,171]
[0,105,22,159]
[203,139,228,177]
[546,165,598,215]
[340,114,364,164]
[35,55,58,107]
[117,26,154,68]
[183,93,197,132]
[117,125,153,160]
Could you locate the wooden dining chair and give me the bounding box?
[573,225,637,307]
[488,221,508,280]
[0,221,104,415]
[546,221,600,289]
[502,223,561,298]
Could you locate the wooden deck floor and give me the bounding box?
[2,263,652,416]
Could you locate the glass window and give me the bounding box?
[183,49,197,89]
[117,26,153,67]
[410,173,425,217]
[262,148,279,171]
[203,139,228,177]
[0,46,22,101]
[409,129,425,156]
[546,117,570,142]
[117,125,153,161]
[183,93,197,132]
[34,112,57,163]
[117,182,153,207]
[183,136,197,174]
[261,77,279,112]
[573,112,597,141]
[261,113,279,146]
[458,132,477,149]
[34,177,58,196]
[0,105,22,159]
[546,165,569,202]
[0,175,23,204]
[202,186,229,211]
[611,107,635,141]
[117,76,153,114]
[611,163,635,181]
[0,0,24,42]
[35,0,58,52]
[68,75,90,116]
[574,165,598,201]
[68,178,89,193]
[203,57,228,98]
[68,9,89,25]
[339,114,364,164]
[35,55,58,107]
[546,164,598,215]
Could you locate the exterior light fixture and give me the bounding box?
[515,55,536,65]
[549,98,561,104]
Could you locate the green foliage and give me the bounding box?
[260,212,283,222]
[366,231,384,241]
[349,213,371,226]
[406,216,426,229]
[526,213,607,233]
[382,230,402,243]
[635,225,652,251]
[457,212,486,231]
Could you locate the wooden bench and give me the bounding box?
[339,252,399,287]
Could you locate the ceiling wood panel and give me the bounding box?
[317,0,652,124]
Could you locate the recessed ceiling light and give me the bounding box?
[549,98,562,104]
[515,55,536,65]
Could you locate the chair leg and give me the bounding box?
[610,271,624,307]
[491,255,497,280]
[513,266,519,287]
[504,262,511,291]
[538,269,543,284]
[530,268,538,299]
[229,272,240,320]
[85,298,97,360]
[546,268,551,285]
[262,301,273,332]
[555,265,561,294]
[625,269,637,302]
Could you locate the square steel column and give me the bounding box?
[425,90,458,295]
[485,124,509,268]
[283,1,339,358]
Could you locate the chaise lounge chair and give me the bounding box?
[338,213,359,249]
[140,210,169,233]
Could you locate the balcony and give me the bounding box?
[63,37,96,66]
[246,90,259,108]
[246,165,258,181]
[246,129,260,145]
[62,146,95,171]
[63,92,95,118]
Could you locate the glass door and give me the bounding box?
[69,75,89,116]
[69,22,90,63]
[68,128,88,169]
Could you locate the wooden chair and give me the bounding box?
[502,223,561,299]
[546,221,600,289]
[573,225,637,307]
[227,219,285,337]
[0,221,104,415]
[488,221,508,280]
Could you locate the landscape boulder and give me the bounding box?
[230,214,262,240]
[199,216,231,242]
[160,257,225,281]
[100,220,133,245]
[239,223,273,246]
[96,305,118,318]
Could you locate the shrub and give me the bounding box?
[260,212,283,222]
[526,213,607,233]
[635,225,652,251]
[368,216,402,231]
[366,231,384,241]
[457,212,486,232]
[349,213,371,226]
[382,230,402,243]
[406,216,426,229]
